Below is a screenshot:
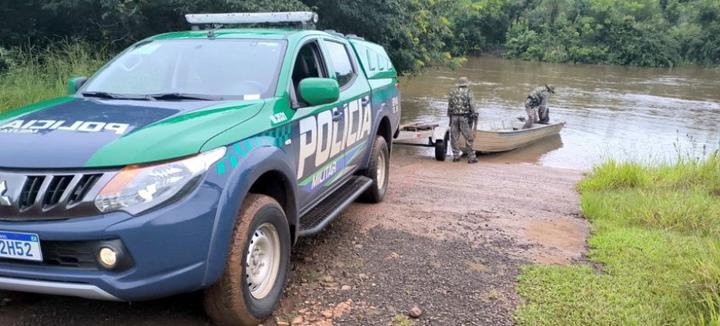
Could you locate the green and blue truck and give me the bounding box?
[0,12,400,325]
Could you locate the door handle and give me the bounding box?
[332,110,344,121]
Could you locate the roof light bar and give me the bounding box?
[185,12,319,26]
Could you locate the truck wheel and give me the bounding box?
[360,136,390,203]
[434,133,449,161]
[204,194,290,326]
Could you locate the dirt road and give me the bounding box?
[0,149,588,325]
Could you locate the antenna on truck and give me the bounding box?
[186,12,319,31]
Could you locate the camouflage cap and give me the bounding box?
[456,77,470,87]
[545,84,556,94]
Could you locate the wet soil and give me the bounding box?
[0,150,588,325]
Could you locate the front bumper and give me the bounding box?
[0,276,120,301]
[0,180,223,301]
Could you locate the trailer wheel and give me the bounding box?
[434,133,449,161]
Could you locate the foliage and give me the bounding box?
[305,0,465,73]
[1,0,467,74]
[1,0,719,73]
[504,0,718,67]
[5,0,308,47]
[516,155,720,325]
[446,0,521,55]
[0,42,107,113]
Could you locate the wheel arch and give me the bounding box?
[359,113,393,172]
[202,146,299,286]
[377,116,393,151]
[247,170,298,241]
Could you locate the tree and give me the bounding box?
[304,0,463,73]
[1,0,718,71]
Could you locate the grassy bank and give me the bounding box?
[516,156,720,325]
[0,42,107,113]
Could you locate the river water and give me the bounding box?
[399,57,720,170]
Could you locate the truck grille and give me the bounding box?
[0,171,113,220]
[19,176,45,210]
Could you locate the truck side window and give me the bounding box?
[292,41,327,107]
[366,49,376,71]
[325,41,356,88]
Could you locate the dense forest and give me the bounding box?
[1,0,719,74]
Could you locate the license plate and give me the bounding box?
[0,231,43,262]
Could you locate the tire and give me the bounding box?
[360,135,390,203]
[204,194,291,326]
[434,133,449,161]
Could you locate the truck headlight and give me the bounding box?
[95,147,226,215]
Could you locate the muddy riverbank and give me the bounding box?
[0,149,588,325]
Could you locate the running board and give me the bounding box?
[298,176,373,237]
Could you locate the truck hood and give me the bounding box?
[0,97,264,169]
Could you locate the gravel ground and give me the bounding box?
[274,221,525,325]
[0,149,588,325]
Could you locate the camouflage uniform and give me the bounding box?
[448,77,478,163]
[523,85,555,129]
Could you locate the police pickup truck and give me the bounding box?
[0,12,400,325]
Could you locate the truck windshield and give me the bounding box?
[83,39,287,100]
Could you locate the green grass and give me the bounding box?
[389,314,414,326]
[0,42,108,113]
[516,155,720,325]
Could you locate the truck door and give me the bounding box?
[290,38,369,212]
[318,38,374,180]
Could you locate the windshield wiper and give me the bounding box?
[81,91,120,99]
[146,93,220,101]
[81,91,149,101]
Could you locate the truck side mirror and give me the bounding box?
[298,78,340,106]
[67,77,88,95]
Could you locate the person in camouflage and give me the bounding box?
[523,84,556,129]
[447,77,478,164]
